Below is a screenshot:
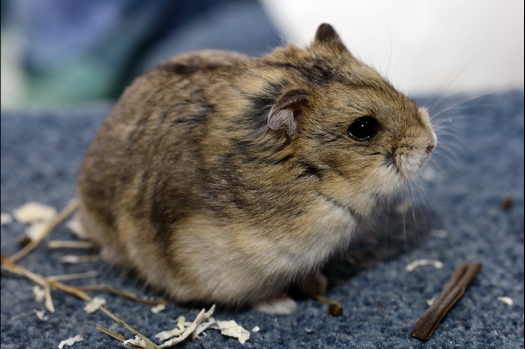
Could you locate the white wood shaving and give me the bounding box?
[497,296,513,306]
[1,212,12,225]
[57,335,83,348]
[426,296,436,307]
[66,217,86,238]
[406,259,444,272]
[181,318,250,344]
[123,336,148,348]
[158,305,215,347]
[83,296,106,313]
[210,320,250,344]
[33,285,45,302]
[305,328,313,333]
[252,326,260,333]
[60,255,99,264]
[25,222,48,241]
[13,202,56,224]
[33,309,48,321]
[155,316,187,341]
[191,318,216,338]
[151,304,166,313]
[47,240,95,249]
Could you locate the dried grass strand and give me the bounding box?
[98,306,160,349]
[77,285,167,306]
[10,199,79,262]
[1,254,91,301]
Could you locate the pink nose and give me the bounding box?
[426,145,435,154]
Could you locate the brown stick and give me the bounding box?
[314,295,343,316]
[1,254,92,301]
[410,262,482,340]
[10,199,79,262]
[76,285,167,306]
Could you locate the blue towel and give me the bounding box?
[1,90,523,348]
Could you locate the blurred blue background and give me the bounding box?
[0,0,281,106]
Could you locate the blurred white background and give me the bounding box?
[261,0,524,95]
[1,0,523,107]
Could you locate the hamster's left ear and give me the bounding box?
[267,89,309,139]
[312,23,346,52]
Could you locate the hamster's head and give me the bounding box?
[265,24,437,217]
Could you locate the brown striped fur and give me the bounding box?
[77,24,436,311]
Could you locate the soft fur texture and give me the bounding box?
[77,24,436,311]
[1,90,522,348]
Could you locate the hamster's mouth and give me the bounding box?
[384,148,433,181]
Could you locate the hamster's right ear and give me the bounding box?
[267,89,309,139]
[313,23,346,52]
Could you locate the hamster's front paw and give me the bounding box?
[255,295,298,314]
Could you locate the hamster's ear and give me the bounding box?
[313,23,346,51]
[267,89,309,139]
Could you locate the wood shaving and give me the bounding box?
[33,309,49,321]
[48,240,95,249]
[209,319,250,344]
[98,304,251,348]
[84,296,106,313]
[58,335,83,348]
[497,296,513,306]
[159,316,250,345]
[1,255,92,302]
[426,296,436,307]
[76,284,167,306]
[123,336,149,348]
[151,304,166,314]
[252,326,260,333]
[60,254,99,264]
[98,306,160,349]
[406,259,444,272]
[25,222,49,241]
[158,306,216,347]
[45,284,55,313]
[10,200,79,262]
[33,285,45,302]
[66,217,85,238]
[48,271,99,281]
[13,202,57,224]
[155,316,186,341]
[1,212,12,225]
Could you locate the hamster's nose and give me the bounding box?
[425,145,435,154]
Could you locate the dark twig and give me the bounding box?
[315,295,343,316]
[410,262,482,340]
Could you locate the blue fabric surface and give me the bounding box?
[1,90,523,348]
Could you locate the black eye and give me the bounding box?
[347,116,380,141]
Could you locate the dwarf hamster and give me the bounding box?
[77,23,436,314]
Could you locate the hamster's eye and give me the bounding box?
[347,116,379,141]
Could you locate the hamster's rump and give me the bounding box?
[77,23,436,310]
